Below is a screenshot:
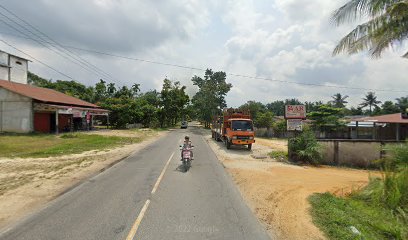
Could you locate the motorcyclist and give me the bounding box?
[181,136,194,160]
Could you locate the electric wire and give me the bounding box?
[0,10,121,84]
[0,38,75,81]
[0,31,406,93]
[0,4,121,85]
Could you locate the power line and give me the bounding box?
[0,4,121,85]
[0,8,121,85]
[0,39,75,81]
[0,31,407,94]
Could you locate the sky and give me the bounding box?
[0,0,407,108]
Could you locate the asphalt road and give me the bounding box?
[0,126,271,240]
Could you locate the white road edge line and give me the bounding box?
[151,152,174,194]
[125,199,150,240]
[125,151,175,240]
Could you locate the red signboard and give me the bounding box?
[285,105,306,119]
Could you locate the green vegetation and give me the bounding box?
[310,142,408,239]
[28,72,190,129]
[332,0,408,58]
[0,133,140,158]
[310,192,407,240]
[288,128,322,165]
[191,69,232,128]
[268,150,288,162]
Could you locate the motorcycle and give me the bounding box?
[179,143,194,171]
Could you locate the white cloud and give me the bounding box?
[0,0,406,109]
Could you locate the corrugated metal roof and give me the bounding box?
[0,79,99,108]
[353,113,408,124]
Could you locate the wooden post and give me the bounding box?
[372,122,376,140]
[55,110,59,134]
[356,121,359,139]
[396,123,400,141]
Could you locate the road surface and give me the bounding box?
[0,125,271,240]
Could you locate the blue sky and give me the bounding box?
[0,0,407,108]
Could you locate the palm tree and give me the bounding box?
[332,0,408,58]
[360,92,382,115]
[396,96,408,112]
[330,93,349,108]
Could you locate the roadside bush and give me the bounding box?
[288,128,322,165]
[365,142,408,210]
[268,151,288,162]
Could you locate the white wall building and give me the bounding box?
[0,50,29,84]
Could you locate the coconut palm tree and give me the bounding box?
[330,93,349,108]
[360,92,382,115]
[332,0,408,58]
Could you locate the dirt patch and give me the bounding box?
[0,129,166,230]
[204,131,376,240]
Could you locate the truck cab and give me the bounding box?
[211,108,255,150]
[225,118,255,149]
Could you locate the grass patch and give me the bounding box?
[310,185,408,240]
[268,151,288,162]
[0,133,140,158]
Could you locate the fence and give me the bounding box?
[316,139,400,168]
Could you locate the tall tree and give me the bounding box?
[239,101,266,120]
[308,105,344,129]
[381,100,400,114]
[191,69,232,127]
[360,92,382,115]
[160,79,189,127]
[396,96,408,112]
[332,0,408,58]
[330,93,349,108]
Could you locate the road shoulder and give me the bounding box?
[0,129,168,231]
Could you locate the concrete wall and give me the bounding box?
[0,88,33,133]
[319,140,382,168]
[9,55,28,84]
[0,51,9,80]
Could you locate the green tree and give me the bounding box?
[308,105,344,129]
[255,111,274,130]
[330,93,349,108]
[94,79,107,103]
[239,101,266,120]
[396,96,408,112]
[191,69,232,128]
[305,101,323,113]
[160,79,189,127]
[381,100,400,114]
[332,0,408,58]
[360,92,382,115]
[266,100,285,116]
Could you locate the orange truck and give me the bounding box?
[211,108,255,150]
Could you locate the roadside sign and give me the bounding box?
[287,119,303,131]
[285,105,306,119]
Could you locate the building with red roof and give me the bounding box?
[0,79,108,133]
[349,113,408,141]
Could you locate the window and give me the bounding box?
[231,120,253,131]
[15,61,22,65]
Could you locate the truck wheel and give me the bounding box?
[248,144,252,150]
[226,140,231,149]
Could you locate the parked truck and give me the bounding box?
[211,108,255,150]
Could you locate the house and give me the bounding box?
[0,80,109,133]
[350,113,408,141]
[0,49,108,133]
[0,50,29,84]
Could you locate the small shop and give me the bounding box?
[33,103,109,133]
